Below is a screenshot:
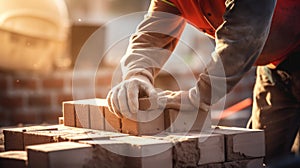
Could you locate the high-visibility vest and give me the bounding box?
[168,0,300,66]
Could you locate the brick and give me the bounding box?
[27,142,93,168]
[222,158,264,168]
[111,136,173,168]
[0,95,24,108]
[57,127,127,141]
[0,78,7,92]
[40,112,61,125]
[23,130,62,147]
[121,109,165,136]
[145,132,224,167]
[212,126,265,161]
[42,78,64,89]
[89,105,105,130]
[104,107,121,132]
[56,93,73,105]
[28,94,51,107]
[23,126,127,148]
[12,78,37,90]
[3,125,60,151]
[79,139,128,167]
[74,101,90,128]
[197,133,225,165]
[62,101,75,127]
[0,151,27,168]
[198,163,223,168]
[165,108,211,133]
[10,111,40,125]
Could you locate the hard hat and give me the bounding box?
[0,0,70,73]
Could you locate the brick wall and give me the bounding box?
[0,68,113,126]
[0,67,256,127]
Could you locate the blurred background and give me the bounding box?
[0,0,256,127]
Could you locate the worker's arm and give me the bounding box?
[121,0,185,83]
[196,0,277,105]
[107,0,186,117]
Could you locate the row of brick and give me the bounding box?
[1,124,265,168]
[62,98,211,136]
[0,69,114,126]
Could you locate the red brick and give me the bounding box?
[111,136,173,168]
[27,142,93,168]
[56,94,73,105]
[12,78,37,90]
[165,108,211,133]
[63,102,75,127]
[3,125,60,151]
[121,109,165,136]
[0,95,24,108]
[10,112,40,125]
[0,151,27,168]
[74,103,90,128]
[40,112,61,124]
[42,78,64,89]
[212,126,265,161]
[104,107,121,132]
[0,78,7,92]
[28,95,51,107]
[89,105,104,130]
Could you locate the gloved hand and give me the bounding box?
[106,75,158,118]
[157,87,210,113]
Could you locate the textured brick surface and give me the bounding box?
[212,126,265,161]
[27,142,93,168]
[89,99,105,130]
[222,158,264,168]
[0,151,27,168]
[74,102,90,128]
[63,101,76,127]
[22,126,127,148]
[104,107,121,132]
[3,125,59,151]
[121,109,165,136]
[165,109,211,133]
[145,132,225,167]
[111,136,173,168]
[79,140,128,168]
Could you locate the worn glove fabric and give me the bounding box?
[106,75,157,118]
[157,87,210,113]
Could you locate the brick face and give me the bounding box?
[0,95,24,108]
[28,95,51,107]
[0,78,7,92]
[12,78,37,90]
[42,78,64,89]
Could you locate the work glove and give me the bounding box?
[157,87,210,113]
[106,75,158,118]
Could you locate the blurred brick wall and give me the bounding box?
[0,67,256,127]
[0,69,113,126]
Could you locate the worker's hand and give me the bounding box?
[157,87,209,113]
[106,75,157,118]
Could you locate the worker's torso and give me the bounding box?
[169,0,300,66]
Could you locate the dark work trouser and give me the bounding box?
[248,53,300,164]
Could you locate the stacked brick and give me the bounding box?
[0,98,265,168]
[62,98,211,136]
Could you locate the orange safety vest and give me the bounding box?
[168,0,300,66]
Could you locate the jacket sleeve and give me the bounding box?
[120,0,186,83]
[197,0,277,105]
